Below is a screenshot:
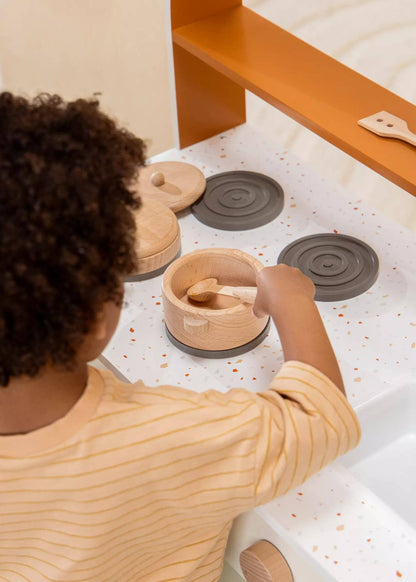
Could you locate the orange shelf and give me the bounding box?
[172,5,416,196]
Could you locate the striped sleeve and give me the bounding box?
[252,360,361,505]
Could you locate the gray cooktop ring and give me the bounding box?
[191,171,284,230]
[165,318,271,358]
[278,233,379,301]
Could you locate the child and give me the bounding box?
[0,92,360,582]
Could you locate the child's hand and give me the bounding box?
[253,264,315,319]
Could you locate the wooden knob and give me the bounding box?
[240,540,293,582]
[151,171,165,187]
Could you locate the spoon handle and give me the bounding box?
[220,286,257,303]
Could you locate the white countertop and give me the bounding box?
[102,123,416,581]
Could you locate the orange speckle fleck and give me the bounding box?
[160,363,168,368]
[338,313,344,317]
[123,355,127,359]
[337,513,341,516]
[156,302,161,305]
[129,328,135,333]
[232,369,238,372]
[291,513,296,517]
[336,525,344,531]
[333,229,338,234]
[252,377,257,380]
[367,538,371,542]
[396,572,402,578]
[220,154,227,158]
[298,492,303,496]
[312,545,318,552]
[185,373,189,377]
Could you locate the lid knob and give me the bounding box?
[151,171,165,187]
[240,540,293,582]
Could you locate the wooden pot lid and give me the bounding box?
[132,199,181,277]
[137,161,206,213]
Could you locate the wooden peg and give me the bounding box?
[151,171,166,187]
[240,540,293,582]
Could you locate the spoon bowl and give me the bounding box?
[187,278,257,303]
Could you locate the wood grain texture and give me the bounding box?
[240,540,293,582]
[187,278,257,304]
[358,111,416,147]
[132,199,180,276]
[136,161,206,212]
[162,248,267,350]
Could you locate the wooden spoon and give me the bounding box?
[187,278,257,303]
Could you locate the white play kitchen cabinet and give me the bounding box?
[102,2,416,580]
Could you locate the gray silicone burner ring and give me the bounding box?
[165,318,271,358]
[191,171,284,230]
[278,233,379,301]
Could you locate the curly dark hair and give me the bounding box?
[0,92,146,386]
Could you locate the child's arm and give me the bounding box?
[253,265,345,395]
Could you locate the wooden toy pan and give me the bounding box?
[125,198,181,281]
[162,248,270,356]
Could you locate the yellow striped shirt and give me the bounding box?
[0,361,360,581]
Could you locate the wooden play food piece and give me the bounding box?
[128,198,181,279]
[186,277,257,303]
[240,540,293,582]
[136,160,206,212]
[162,248,268,352]
[358,111,416,147]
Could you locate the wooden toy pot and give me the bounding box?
[162,248,268,352]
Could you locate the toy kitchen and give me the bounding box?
[101,2,416,581]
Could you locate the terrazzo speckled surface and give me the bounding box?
[102,123,416,581]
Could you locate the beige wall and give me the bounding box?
[0,0,174,156]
